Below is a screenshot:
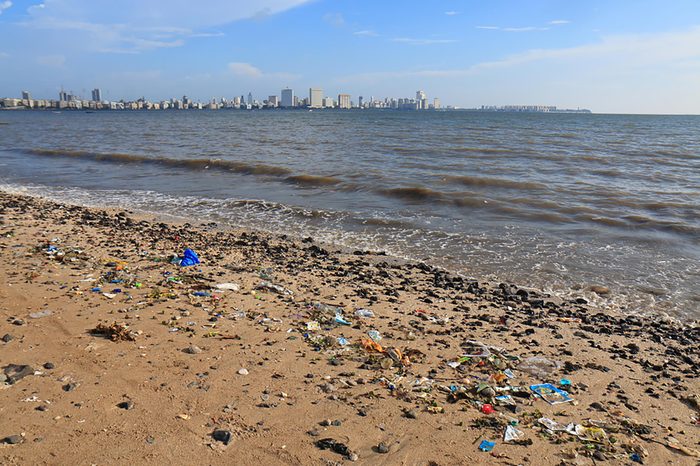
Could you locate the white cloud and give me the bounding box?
[354,30,378,37]
[549,19,571,25]
[228,62,263,78]
[476,26,500,30]
[36,54,65,67]
[477,25,549,32]
[20,0,311,53]
[0,0,12,14]
[0,51,9,58]
[392,37,457,45]
[445,11,459,16]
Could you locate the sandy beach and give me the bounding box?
[0,190,698,465]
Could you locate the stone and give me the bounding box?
[117,400,134,410]
[63,382,78,392]
[4,364,34,384]
[348,453,359,462]
[184,345,202,354]
[212,429,232,445]
[1,334,14,343]
[377,442,389,454]
[237,368,249,375]
[404,409,417,419]
[43,362,55,370]
[3,435,23,445]
[331,420,342,427]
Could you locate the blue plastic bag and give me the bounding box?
[180,248,200,267]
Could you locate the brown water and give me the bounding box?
[0,110,698,319]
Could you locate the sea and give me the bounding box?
[0,110,698,320]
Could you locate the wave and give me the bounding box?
[380,186,445,201]
[443,175,547,191]
[285,174,342,186]
[23,148,292,177]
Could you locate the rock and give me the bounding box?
[43,362,55,370]
[36,405,48,412]
[593,451,607,461]
[3,435,23,445]
[320,383,336,393]
[331,420,342,427]
[377,442,389,454]
[117,400,134,410]
[0,373,7,384]
[320,419,332,427]
[307,429,320,437]
[4,364,34,384]
[348,453,359,462]
[63,382,78,392]
[237,368,249,376]
[184,345,202,354]
[404,409,417,419]
[1,334,14,343]
[212,429,232,445]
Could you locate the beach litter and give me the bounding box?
[478,440,496,452]
[90,322,136,342]
[530,383,573,405]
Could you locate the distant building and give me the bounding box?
[322,97,335,108]
[268,95,279,107]
[91,88,102,102]
[281,88,294,108]
[247,92,253,105]
[338,94,351,109]
[309,88,323,108]
[358,96,364,108]
[433,97,441,109]
[21,90,31,100]
[416,90,427,109]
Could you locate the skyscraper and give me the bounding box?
[358,96,364,108]
[416,90,427,109]
[309,88,323,108]
[247,92,253,105]
[338,94,351,109]
[281,88,294,108]
[433,97,441,110]
[91,88,102,102]
[21,91,31,100]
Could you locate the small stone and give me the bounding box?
[377,442,389,454]
[4,364,34,384]
[320,383,336,393]
[212,429,232,445]
[184,345,202,354]
[3,435,23,445]
[237,368,249,376]
[1,334,13,343]
[0,373,7,384]
[307,429,320,437]
[63,382,78,392]
[43,362,55,370]
[36,405,49,412]
[117,400,134,410]
[11,319,25,326]
[593,451,607,461]
[404,409,417,419]
[331,420,342,427]
[348,453,359,461]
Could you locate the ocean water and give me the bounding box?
[0,110,698,319]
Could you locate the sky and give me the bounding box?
[1,0,700,114]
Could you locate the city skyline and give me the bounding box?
[0,1,699,114]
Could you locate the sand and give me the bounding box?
[0,191,698,465]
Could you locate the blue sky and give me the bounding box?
[1,0,700,113]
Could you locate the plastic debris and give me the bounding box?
[214,283,240,291]
[481,404,495,414]
[367,330,382,342]
[530,383,573,404]
[334,313,351,326]
[256,281,293,295]
[90,322,136,342]
[538,417,569,432]
[29,310,52,319]
[355,309,375,318]
[179,248,200,267]
[478,440,495,452]
[337,337,349,346]
[504,425,525,443]
[517,357,560,378]
[306,321,320,331]
[462,340,491,358]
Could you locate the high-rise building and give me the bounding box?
[247,92,253,105]
[21,91,31,100]
[322,97,334,108]
[416,90,427,109]
[433,97,441,110]
[91,88,102,102]
[309,88,323,108]
[268,95,279,107]
[338,94,351,109]
[358,96,364,108]
[281,88,294,108]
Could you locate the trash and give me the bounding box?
[102,292,117,299]
[256,281,293,295]
[367,330,382,342]
[337,337,349,346]
[306,321,320,331]
[334,313,351,326]
[630,453,643,463]
[481,404,495,414]
[559,378,571,386]
[355,309,375,318]
[90,322,136,342]
[192,291,211,297]
[478,440,496,452]
[29,310,52,319]
[530,383,573,405]
[517,357,560,378]
[214,283,240,291]
[179,248,200,267]
[572,425,608,443]
[360,338,384,353]
[495,395,515,407]
[504,425,525,442]
[537,417,569,432]
[503,369,516,379]
[462,340,491,358]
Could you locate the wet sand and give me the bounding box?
[0,191,698,465]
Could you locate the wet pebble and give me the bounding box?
[1,334,14,343]
[377,442,389,454]
[3,435,23,445]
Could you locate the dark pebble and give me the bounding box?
[117,400,134,410]
[43,362,55,370]
[404,409,417,419]
[3,435,23,445]
[212,429,232,445]
[1,334,13,343]
[377,442,389,454]
[331,420,342,427]
[63,382,78,392]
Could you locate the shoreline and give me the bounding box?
[0,191,698,464]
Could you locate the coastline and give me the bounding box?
[0,190,698,464]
